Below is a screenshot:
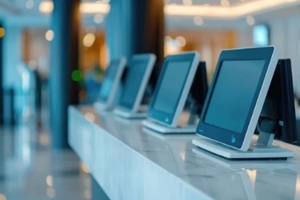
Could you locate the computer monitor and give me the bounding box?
[258,59,297,144]
[113,53,156,118]
[192,46,295,159]
[94,58,126,111]
[143,52,203,133]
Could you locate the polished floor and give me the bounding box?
[0,124,91,200]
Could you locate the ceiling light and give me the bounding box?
[45,30,54,41]
[165,0,300,18]
[46,187,55,199]
[39,1,53,14]
[46,175,53,187]
[80,2,110,14]
[83,33,96,47]
[26,0,34,9]
[220,0,230,7]
[246,15,255,25]
[0,27,5,38]
[38,0,300,18]
[164,35,172,41]
[183,0,192,6]
[194,16,203,26]
[176,36,187,47]
[94,13,104,24]
[39,1,110,14]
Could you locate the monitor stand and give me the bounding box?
[192,132,295,159]
[113,106,148,119]
[142,120,196,134]
[94,101,112,112]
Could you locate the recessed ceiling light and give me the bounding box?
[45,30,54,41]
[246,15,255,25]
[26,0,34,9]
[94,13,104,24]
[176,36,187,47]
[183,0,192,6]
[194,16,203,26]
[164,35,172,41]
[39,1,54,14]
[165,0,300,18]
[83,33,96,47]
[39,1,110,14]
[0,27,5,38]
[220,0,230,7]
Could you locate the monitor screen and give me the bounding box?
[153,61,191,114]
[119,60,149,109]
[204,60,265,133]
[99,61,121,101]
[147,52,200,126]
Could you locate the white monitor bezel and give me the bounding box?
[196,46,278,152]
[147,52,200,127]
[117,53,156,113]
[96,57,127,109]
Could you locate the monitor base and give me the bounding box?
[143,120,196,134]
[113,108,147,119]
[94,101,111,112]
[192,137,295,159]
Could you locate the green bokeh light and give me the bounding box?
[72,70,82,82]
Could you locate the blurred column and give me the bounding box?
[0,22,3,124]
[50,0,80,149]
[106,0,165,95]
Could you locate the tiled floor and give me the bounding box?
[0,125,91,200]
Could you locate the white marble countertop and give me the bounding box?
[69,105,300,200]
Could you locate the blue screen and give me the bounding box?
[204,60,265,133]
[120,61,147,109]
[153,61,191,114]
[99,61,120,101]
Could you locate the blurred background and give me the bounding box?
[0,0,300,199]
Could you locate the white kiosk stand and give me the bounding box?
[113,54,156,119]
[143,52,208,134]
[193,47,295,160]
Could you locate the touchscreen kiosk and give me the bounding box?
[193,46,294,159]
[94,58,126,111]
[143,52,203,133]
[113,53,156,119]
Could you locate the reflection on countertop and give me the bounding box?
[70,105,300,200]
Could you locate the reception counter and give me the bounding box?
[69,105,300,200]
